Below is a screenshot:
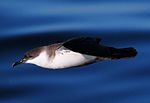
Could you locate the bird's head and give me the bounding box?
[12,47,43,68]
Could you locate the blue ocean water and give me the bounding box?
[0,0,150,103]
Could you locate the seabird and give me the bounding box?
[12,37,137,69]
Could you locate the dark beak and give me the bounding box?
[12,59,26,68]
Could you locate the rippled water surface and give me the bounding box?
[0,0,150,103]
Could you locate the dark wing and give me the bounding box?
[63,37,111,57]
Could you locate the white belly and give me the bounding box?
[48,49,97,69]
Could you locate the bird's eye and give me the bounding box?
[24,55,32,59]
[29,55,33,58]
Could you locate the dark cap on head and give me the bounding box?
[12,47,43,68]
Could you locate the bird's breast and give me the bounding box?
[48,49,96,69]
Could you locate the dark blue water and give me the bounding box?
[0,0,150,103]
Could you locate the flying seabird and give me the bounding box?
[12,37,137,69]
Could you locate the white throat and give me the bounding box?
[26,51,49,68]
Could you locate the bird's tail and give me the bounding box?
[109,47,137,59]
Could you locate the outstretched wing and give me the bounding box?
[63,37,111,57]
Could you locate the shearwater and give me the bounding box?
[12,37,137,69]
